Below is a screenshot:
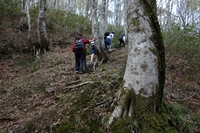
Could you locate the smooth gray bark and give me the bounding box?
[109,0,165,125]
[38,0,49,56]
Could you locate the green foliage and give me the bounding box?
[29,3,39,19]
[169,104,195,133]
[64,12,92,35]
[163,24,200,62]
[0,85,6,94]
[25,122,35,132]
[110,102,199,133]
[30,7,92,35]
[0,0,25,20]
[46,9,66,30]
[107,24,124,38]
[57,123,75,133]
[193,115,200,129]
[45,9,92,35]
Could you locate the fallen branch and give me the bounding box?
[83,96,113,111]
[173,87,199,102]
[65,80,81,86]
[0,117,15,121]
[64,81,101,90]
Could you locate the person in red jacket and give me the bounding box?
[72,35,95,73]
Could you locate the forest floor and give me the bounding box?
[0,25,200,133]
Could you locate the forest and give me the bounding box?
[0,0,200,133]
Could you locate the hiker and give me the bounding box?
[104,32,111,51]
[72,35,95,73]
[90,41,96,64]
[118,35,126,48]
[109,32,114,51]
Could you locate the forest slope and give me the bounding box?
[0,25,199,133]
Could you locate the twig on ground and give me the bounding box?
[63,81,101,90]
[173,87,199,102]
[0,117,15,121]
[65,80,81,86]
[83,96,113,111]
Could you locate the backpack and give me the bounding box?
[75,39,84,50]
[118,35,123,40]
[104,32,110,37]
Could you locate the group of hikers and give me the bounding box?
[104,32,126,51]
[71,32,126,74]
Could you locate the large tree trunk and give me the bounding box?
[109,0,165,126]
[91,0,109,66]
[38,0,49,55]
[91,0,98,43]
[19,0,28,31]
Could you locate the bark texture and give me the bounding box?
[26,0,31,40]
[94,0,109,64]
[109,0,165,125]
[38,0,49,52]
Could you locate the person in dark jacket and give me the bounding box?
[118,35,126,48]
[72,35,95,73]
[104,32,111,51]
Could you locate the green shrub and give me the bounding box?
[163,24,200,62]
[64,12,92,35]
[46,9,66,30]
[29,3,39,19]
[169,104,194,133]
[0,0,25,22]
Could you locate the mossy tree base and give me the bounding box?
[110,102,178,133]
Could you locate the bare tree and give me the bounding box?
[26,0,31,40]
[114,0,122,26]
[91,0,99,43]
[19,0,27,31]
[176,0,200,26]
[85,0,92,18]
[37,0,49,57]
[157,0,200,29]
[109,0,165,130]
[91,0,110,67]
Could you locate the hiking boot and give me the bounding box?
[75,71,79,74]
[82,66,88,73]
[82,67,86,72]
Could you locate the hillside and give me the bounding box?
[0,25,200,133]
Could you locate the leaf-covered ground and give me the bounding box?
[0,25,199,133]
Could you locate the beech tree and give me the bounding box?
[109,0,165,128]
[38,0,49,55]
[91,0,99,56]
[26,0,31,40]
[91,0,110,66]
[114,0,123,26]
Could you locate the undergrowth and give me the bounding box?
[0,2,200,132]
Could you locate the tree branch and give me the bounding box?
[63,81,101,91]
